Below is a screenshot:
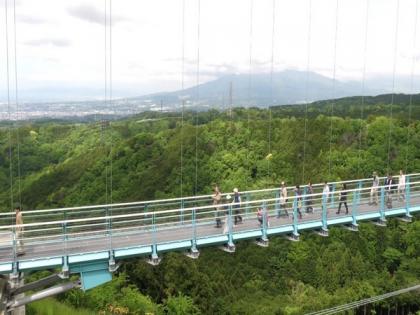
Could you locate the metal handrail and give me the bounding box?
[1,179,419,233]
[0,173,417,217]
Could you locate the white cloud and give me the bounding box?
[67,3,128,26]
[0,0,418,101]
[24,38,71,47]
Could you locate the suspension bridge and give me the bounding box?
[0,173,418,312]
[1,0,420,312]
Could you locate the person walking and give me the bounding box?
[306,182,314,213]
[279,181,288,217]
[232,188,242,225]
[398,170,406,201]
[323,182,330,204]
[336,184,349,215]
[384,174,394,209]
[294,185,303,219]
[256,207,269,227]
[212,185,222,228]
[369,172,379,205]
[15,205,24,255]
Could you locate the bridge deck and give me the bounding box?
[0,174,418,274]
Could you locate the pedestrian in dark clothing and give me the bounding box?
[384,175,394,209]
[232,188,242,225]
[336,183,349,214]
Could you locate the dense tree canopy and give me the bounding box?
[1,95,420,314]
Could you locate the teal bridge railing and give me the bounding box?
[0,173,419,292]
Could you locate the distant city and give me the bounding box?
[0,98,187,121]
[1,70,419,120]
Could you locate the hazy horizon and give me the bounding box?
[0,0,419,103]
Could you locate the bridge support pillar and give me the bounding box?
[256,238,269,247]
[222,243,236,253]
[147,252,161,266]
[400,176,412,223]
[346,188,359,232]
[186,235,200,259]
[345,224,359,232]
[186,210,200,259]
[375,187,387,227]
[287,233,300,242]
[148,213,161,265]
[288,199,300,241]
[222,205,236,253]
[316,228,329,237]
[256,202,269,247]
[316,194,329,237]
[185,248,200,259]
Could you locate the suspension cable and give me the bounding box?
[246,0,254,190]
[103,0,109,204]
[328,0,340,179]
[109,0,113,204]
[194,0,201,195]
[307,284,420,315]
[12,0,22,207]
[386,0,400,175]
[302,0,312,184]
[180,0,185,198]
[357,0,370,178]
[4,0,14,211]
[267,0,276,180]
[405,0,418,174]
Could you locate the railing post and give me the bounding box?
[149,212,160,264]
[62,211,68,241]
[379,186,386,223]
[246,193,250,218]
[405,176,412,218]
[106,207,111,235]
[187,208,199,258]
[322,193,328,233]
[331,183,336,208]
[357,181,362,201]
[60,211,69,276]
[292,198,299,239]
[351,190,359,230]
[12,225,18,275]
[180,199,185,225]
[262,201,268,242]
[227,205,235,250]
[144,204,150,225]
[275,190,280,218]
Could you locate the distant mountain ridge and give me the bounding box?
[2,70,420,120]
[129,70,402,108]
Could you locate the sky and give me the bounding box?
[0,0,419,101]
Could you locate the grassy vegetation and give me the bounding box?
[26,298,95,315]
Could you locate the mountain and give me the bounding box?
[129,70,390,108]
[3,70,419,120]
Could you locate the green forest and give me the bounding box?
[1,94,420,314]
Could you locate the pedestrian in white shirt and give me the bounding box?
[370,172,379,205]
[398,170,406,201]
